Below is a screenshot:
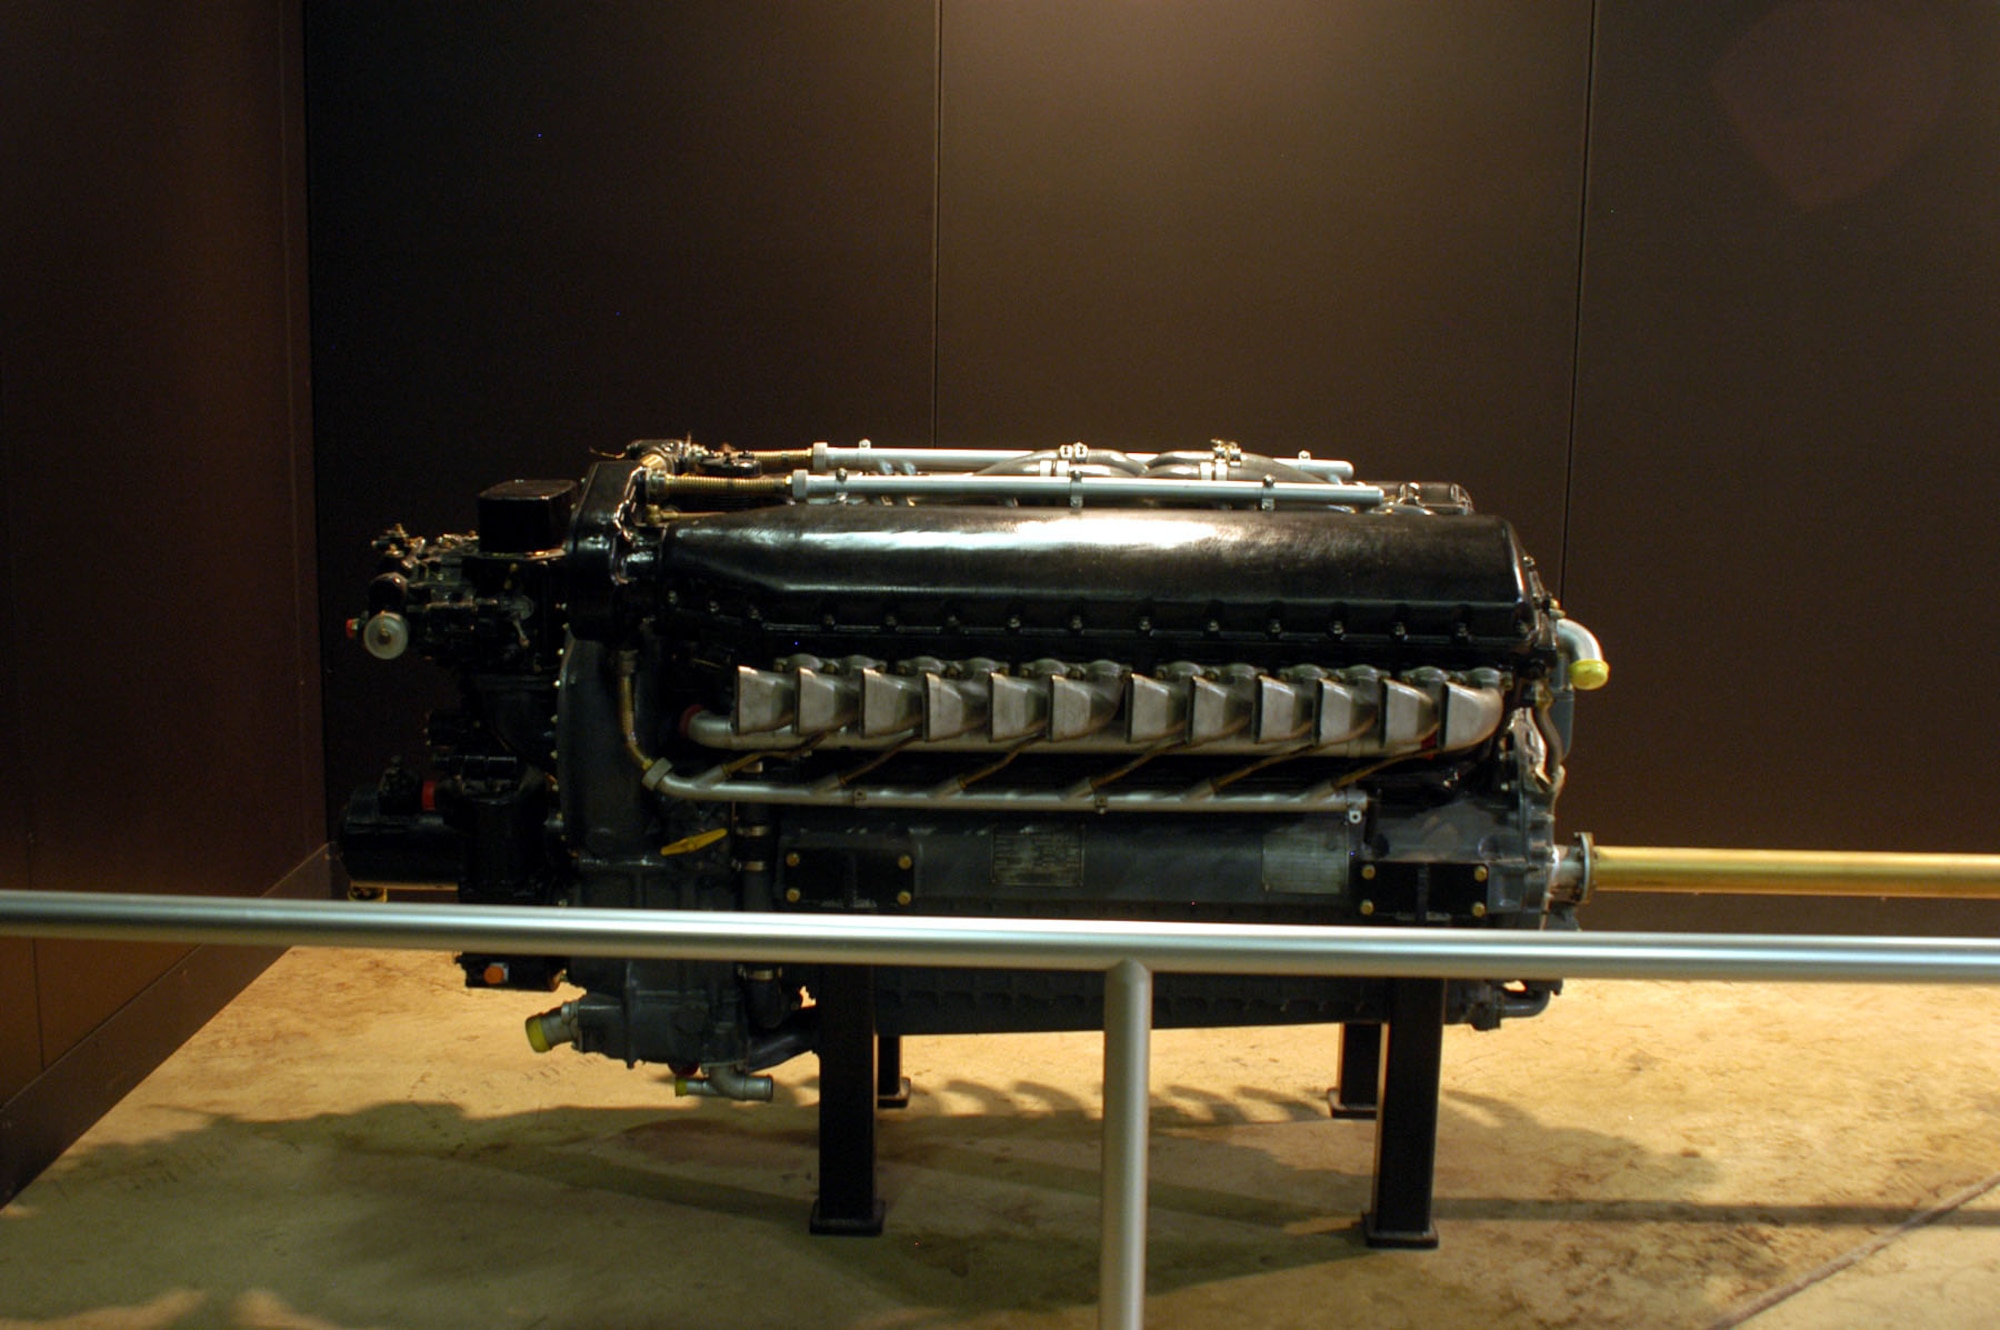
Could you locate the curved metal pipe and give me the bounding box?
[614,650,653,772]
[1554,618,1608,691]
[674,1063,776,1101]
[744,1013,819,1073]
[525,1001,580,1053]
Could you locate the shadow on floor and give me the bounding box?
[1,1078,1969,1330]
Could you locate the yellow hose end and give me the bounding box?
[524,1013,551,1054]
[659,826,729,857]
[1569,658,1610,691]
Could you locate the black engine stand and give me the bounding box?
[809,964,886,1236]
[1328,1020,1383,1120]
[1361,978,1446,1249]
[876,1033,913,1109]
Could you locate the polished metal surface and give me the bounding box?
[647,763,1376,815]
[786,470,1385,508]
[785,444,1357,481]
[4,890,2000,983]
[702,667,1505,756]
[1100,958,1153,1330]
[1581,845,2000,900]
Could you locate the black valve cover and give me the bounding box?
[656,505,1544,671]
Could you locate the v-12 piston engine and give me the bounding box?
[342,439,1603,1103]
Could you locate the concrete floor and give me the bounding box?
[2,948,1997,1329]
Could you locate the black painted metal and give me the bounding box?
[809,965,886,1235]
[876,1034,912,1110]
[1363,980,1445,1249]
[1329,1021,1383,1121]
[658,504,1541,671]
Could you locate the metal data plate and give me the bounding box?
[1259,824,1353,897]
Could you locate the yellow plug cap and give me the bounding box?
[524,1013,551,1054]
[1569,658,1610,691]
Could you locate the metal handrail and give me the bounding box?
[5,888,2000,1329]
[5,892,2000,982]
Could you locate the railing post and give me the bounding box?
[1100,958,1153,1330]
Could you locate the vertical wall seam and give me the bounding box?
[1557,0,1601,603]
[929,0,944,449]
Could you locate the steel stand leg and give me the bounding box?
[810,964,885,1235]
[1100,959,1152,1330]
[1328,1021,1383,1119]
[1362,978,1445,1249]
[877,1033,912,1108]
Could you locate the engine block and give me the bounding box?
[342,438,1601,1097]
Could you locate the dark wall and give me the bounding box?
[0,0,324,1192]
[0,474,37,1106]
[937,1,1590,569]
[309,0,1593,821]
[1560,2,2000,933]
[307,2,940,819]
[307,1,2000,931]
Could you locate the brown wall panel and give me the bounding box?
[1562,2,2000,877]
[936,0,1593,572]
[0,942,37,1105]
[0,410,40,1100]
[1,0,322,1064]
[307,2,939,823]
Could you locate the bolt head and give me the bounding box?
[783,887,801,904]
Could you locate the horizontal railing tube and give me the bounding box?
[2,891,2000,984]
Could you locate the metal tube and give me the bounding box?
[761,446,1356,481]
[787,471,1384,508]
[615,652,653,772]
[1100,959,1152,1330]
[804,447,1039,472]
[5,891,2000,983]
[1553,618,1608,691]
[1585,845,2000,900]
[649,762,1372,814]
[673,1064,775,1102]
